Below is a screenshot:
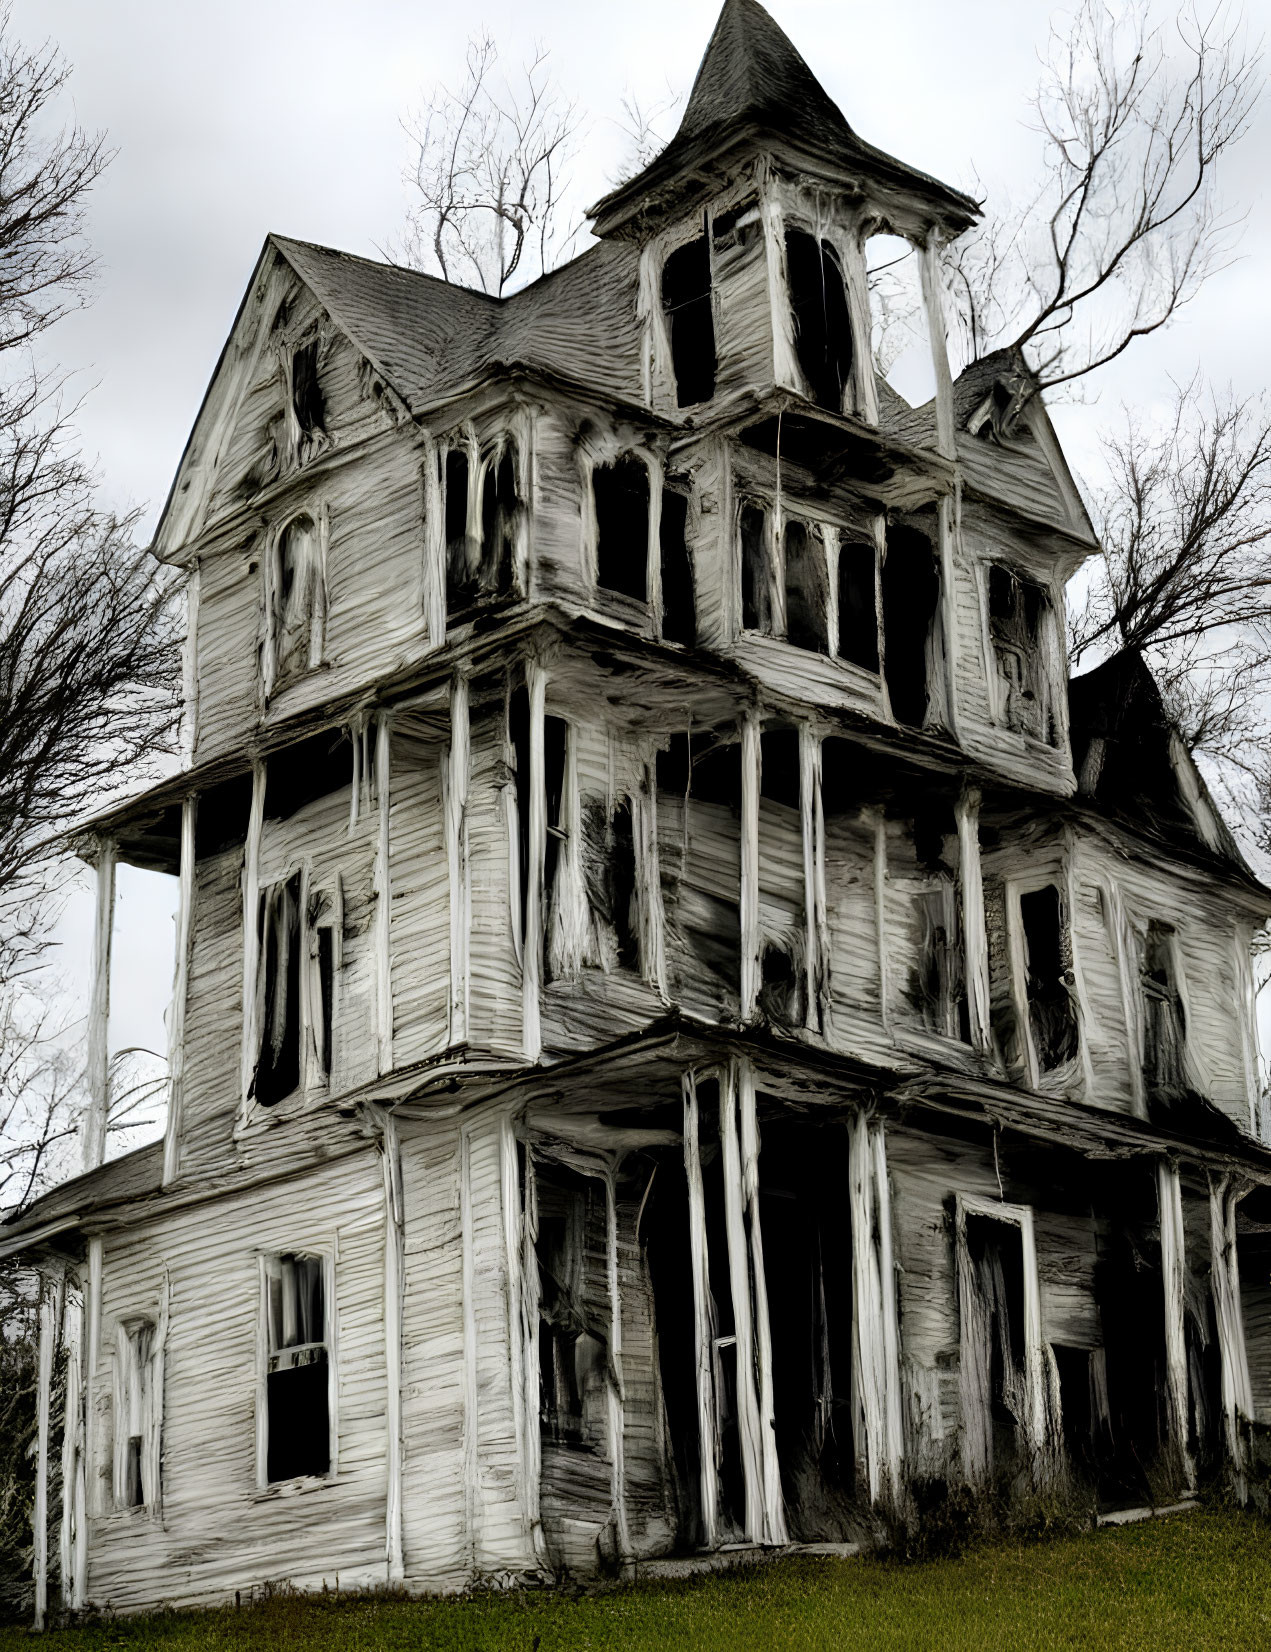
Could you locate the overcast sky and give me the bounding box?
[17,0,1271,1149]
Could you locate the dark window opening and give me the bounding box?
[265,731,354,823]
[509,684,567,955]
[479,445,519,601]
[534,1163,608,1447]
[784,519,830,654]
[712,200,761,256]
[989,565,1051,741]
[963,1214,1028,1474]
[542,715,568,941]
[317,926,334,1078]
[256,873,302,1105]
[195,772,254,859]
[784,230,853,413]
[593,455,650,602]
[759,1120,855,1539]
[758,938,804,1028]
[759,727,801,808]
[290,340,325,438]
[266,1254,330,1482]
[908,802,969,1042]
[445,448,478,612]
[659,488,695,645]
[1142,920,1187,1103]
[124,1437,143,1509]
[837,539,879,672]
[661,237,716,407]
[881,523,939,727]
[741,503,773,633]
[1019,883,1079,1072]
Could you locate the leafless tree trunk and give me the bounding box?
[393,34,582,296]
[944,0,1258,392]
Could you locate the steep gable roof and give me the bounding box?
[590,0,979,238]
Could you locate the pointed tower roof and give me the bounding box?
[590,0,979,239]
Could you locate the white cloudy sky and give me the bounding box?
[16,0,1271,1145]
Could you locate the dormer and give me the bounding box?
[588,0,978,438]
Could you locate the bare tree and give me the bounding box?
[944,0,1258,392]
[394,34,582,296]
[608,84,683,187]
[1070,379,1271,793]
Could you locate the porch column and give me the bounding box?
[1157,1159,1193,1486]
[1210,1173,1253,1492]
[799,725,828,1033]
[375,711,394,1074]
[737,1059,787,1545]
[32,1278,60,1629]
[83,838,116,1172]
[522,663,547,1061]
[162,797,196,1186]
[382,1115,405,1582]
[739,712,761,1021]
[682,1072,719,1548]
[849,1112,903,1505]
[445,671,470,1047]
[956,789,992,1054]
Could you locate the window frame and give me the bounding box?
[255,1248,338,1491]
[251,861,338,1109]
[980,558,1062,747]
[1004,869,1083,1089]
[112,1315,162,1513]
[262,504,329,699]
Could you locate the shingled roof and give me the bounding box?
[590,0,980,238]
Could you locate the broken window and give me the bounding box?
[988,565,1053,742]
[836,537,879,672]
[907,804,968,1042]
[444,447,478,612]
[740,503,774,634]
[661,237,716,407]
[1018,883,1079,1072]
[593,454,650,602]
[783,518,829,654]
[784,230,852,413]
[865,235,936,407]
[256,873,302,1105]
[289,338,325,446]
[533,1160,609,1447]
[581,796,639,971]
[478,442,519,601]
[1142,920,1187,1102]
[266,513,324,691]
[508,684,567,955]
[264,1254,330,1482]
[114,1320,157,1509]
[880,522,939,727]
[960,1211,1029,1479]
[659,486,696,645]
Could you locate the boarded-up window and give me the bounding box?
[1142,920,1187,1101]
[784,230,852,412]
[268,513,324,690]
[1019,884,1079,1072]
[989,565,1053,742]
[659,487,696,644]
[113,1320,158,1509]
[661,237,716,407]
[265,1254,330,1482]
[593,455,650,602]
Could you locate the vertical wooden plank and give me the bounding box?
[33,1279,59,1629]
[681,1073,718,1548]
[239,759,266,1116]
[1158,1159,1192,1486]
[375,712,394,1074]
[740,712,761,1022]
[840,226,879,424]
[445,672,471,1047]
[737,1060,787,1544]
[523,662,547,1061]
[83,838,116,1172]
[1210,1174,1253,1489]
[604,1170,632,1561]
[956,789,992,1055]
[719,1064,764,1541]
[163,797,197,1185]
[382,1115,405,1582]
[920,236,956,460]
[871,1124,904,1489]
[58,1281,82,1609]
[180,564,200,765]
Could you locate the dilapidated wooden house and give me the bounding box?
[10,0,1271,1619]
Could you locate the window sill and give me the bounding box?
[252,1474,335,1504]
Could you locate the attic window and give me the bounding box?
[593,454,650,602]
[264,1254,330,1483]
[988,565,1053,743]
[290,340,325,441]
[784,230,852,413]
[444,447,476,612]
[1018,884,1079,1073]
[969,382,1035,444]
[661,237,716,408]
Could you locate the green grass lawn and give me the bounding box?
[8,1507,1271,1651]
